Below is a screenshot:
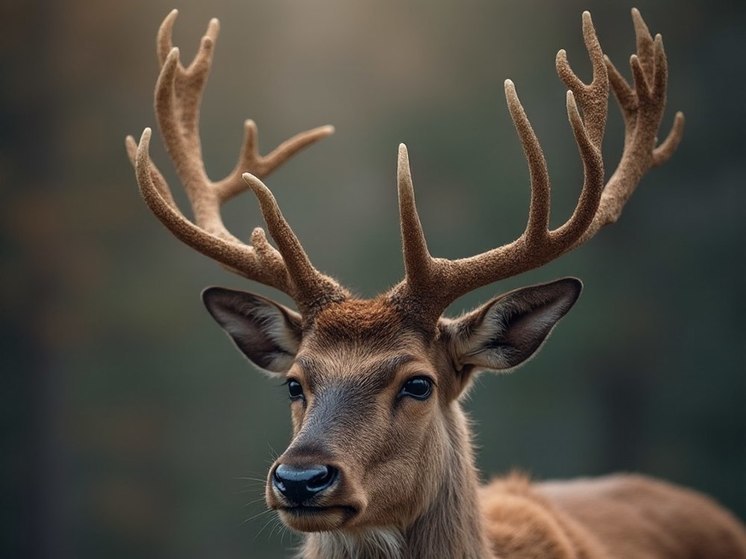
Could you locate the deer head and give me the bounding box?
[126,8,683,548]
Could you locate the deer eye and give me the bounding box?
[287,379,304,400]
[399,377,433,400]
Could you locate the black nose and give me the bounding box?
[272,464,338,505]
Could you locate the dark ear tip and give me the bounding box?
[557,276,583,299]
[546,277,582,315]
[201,285,220,300]
[201,285,224,308]
[201,286,245,316]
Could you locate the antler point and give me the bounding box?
[504,79,517,99]
[581,11,597,39]
[398,143,411,164]
[398,144,411,175]
[125,135,138,164]
[244,118,257,130]
[205,17,220,40]
[251,226,267,241]
[242,172,269,193]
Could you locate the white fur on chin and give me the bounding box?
[301,528,404,559]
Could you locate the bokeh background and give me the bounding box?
[3,0,745,557]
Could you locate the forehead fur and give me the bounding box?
[311,297,422,345]
[300,297,448,390]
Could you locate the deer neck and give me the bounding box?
[301,403,493,559]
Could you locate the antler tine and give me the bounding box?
[397,144,435,291]
[214,121,336,202]
[576,8,685,243]
[468,17,606,278]
[157,9,179,67]
[127,11,346,316]
[631,7,655,81]
[391,9,683,324]
[128,129,291,291]
[504,79,551,245]
[125,134,177,208]
[556,11,608,148]
[652,111,685,166]
[154,11,335,205]
[242,172,349,313]
[152,16,217,218]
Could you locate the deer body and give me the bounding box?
[126,8,746,558]
[252,297,746,559]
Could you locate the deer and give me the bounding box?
[125,7,746,559]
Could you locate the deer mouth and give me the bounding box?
[278,505,359,531]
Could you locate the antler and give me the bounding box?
[391,9,684,324]
[125,10,348,317]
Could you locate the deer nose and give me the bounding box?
[272,464,338,505]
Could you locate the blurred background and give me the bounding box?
[2,0,744,557]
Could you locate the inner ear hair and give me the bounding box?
[451,277,582,372]
[201,287,302,374]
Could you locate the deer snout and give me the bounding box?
[272,463,339,505]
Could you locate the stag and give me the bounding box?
[126,8,746,559]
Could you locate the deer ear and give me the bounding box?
[446,278,582,373]
[202,287,302,375]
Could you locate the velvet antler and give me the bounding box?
[125,10,348,317]
[390,9,684,323]
[127,9,683,326]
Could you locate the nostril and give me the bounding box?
[273,464,338,504]
[307,465,337,491]
[272,469,287,493]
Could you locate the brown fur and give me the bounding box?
[478,472,746,559]
[128,8,743,559]
[257,297,746,559]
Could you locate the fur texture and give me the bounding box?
[208,293,746,559]
[126,8,743,559]
[478,472,746,559]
